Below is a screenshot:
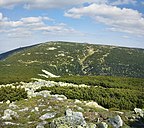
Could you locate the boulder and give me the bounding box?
[4,122,19,126]
[65,109,86,126]
[9,102,18,109]
[36,121,47,128]
[36,90,51,98]
[87,123,97,128]
[77,106,84,111]
[40,113,56,120]
[27,89,36,98]
[51,109,86,128]
[35,107,39,112]
[75,99,82,104]
[19,107,29,112]
[65,109,73,116]
[36,125,45,128]
[2,109,19,120]
[6,100,10,104]
[51,94,67,101]
[98,122,108,128]
[108,115,123,128]
[134,108,144,117]
[0,101,4,104]
[31,107,39,112]
[85,101,108,111]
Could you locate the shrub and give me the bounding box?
[0,86,27,102]
[36,86,144,110]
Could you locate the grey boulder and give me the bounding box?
[108,115,123,128]
[2,109,19,120]
[40,113,56,120]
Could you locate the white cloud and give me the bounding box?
[0,0,108,9]
[0,0,28,9]
[111,0,137,5]
[65,3,144,36]
[0,12,8,21]
[21,17,43,23]
[0,12,82,38]
[0,0,138,9]
[25,0,108,9]
[0,14,52,28]
[0,12,3,20]
[21,16,53,23]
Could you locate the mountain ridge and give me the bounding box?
[0,41,144,83]
[1,41,144,57]
[0,44,40,61]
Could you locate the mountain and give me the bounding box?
[0,41,144,83]
[0,44,39,60]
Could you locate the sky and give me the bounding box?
[0,0,144,53]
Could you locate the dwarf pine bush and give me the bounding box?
[0,86,27,102]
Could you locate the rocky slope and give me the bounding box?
[0,80,144,128]
[0,41,144,84]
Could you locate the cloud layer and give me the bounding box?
[0,12,80,38]
[111,0,136,5]
[0,0,138,9]
[0,0,107,9]
[0,1,143,36]
[65,3,144,36]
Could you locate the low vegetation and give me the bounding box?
[0,86,27,102]
[36,86,144,110]
[48,76,144,91]
[0,75,144,110]
[36,76,144,110]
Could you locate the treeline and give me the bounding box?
[48,76,144,91]
[36,86,144,110]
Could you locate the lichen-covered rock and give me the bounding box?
[36,125,45,128]
[40,113,56,120]
[65,109,73,116]
[75,99,82,104]
[98,122,108,128]
[86,123,96,128]
[51,109,86,128]
[85,101,108,111]
[6,100,10,104]
[36,90,51,98]
[134,108,144,117]
[65,109,86,126]
[51,94,67,101]
[2,109,19,120]
[77,106,84,111]
[108,115,123,128]
[31,106,39,112]
[36,121,47,128]
[3,122,20,126]
[9,102,18,109]
[19,107,29,112]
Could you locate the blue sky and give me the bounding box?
[0,0,144,53]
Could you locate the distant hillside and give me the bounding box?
[0,44,38,60]
[0,41,144,83]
